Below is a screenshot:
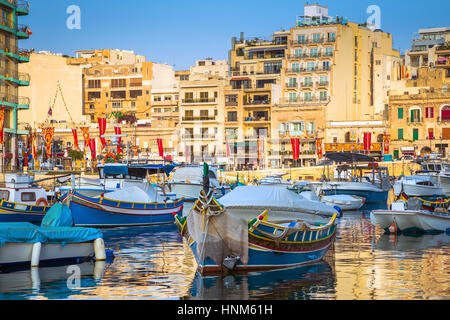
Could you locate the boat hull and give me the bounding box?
[69,192,184,227]
[393,183,445,198]
[321,195,364,211]
[0,242,95,268]
[439,174,450,196]
[322,188,388,209]
[0,201,50,223]
[371,210,450,234]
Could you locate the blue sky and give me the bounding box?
[20,0,450,70]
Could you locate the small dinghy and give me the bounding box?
[0,202,107,269]
[320,194,365,211]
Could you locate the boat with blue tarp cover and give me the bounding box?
[0,202,106,269]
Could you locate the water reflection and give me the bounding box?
[0,211,448,300]
[187,261,336,300]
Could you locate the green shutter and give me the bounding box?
[394,150,399,159]
[413,129,419,141]
[398,128,404,140]
[398,108,403,119]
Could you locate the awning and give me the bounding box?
[323,152,375,163]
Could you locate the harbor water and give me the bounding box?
[0,207,448,300]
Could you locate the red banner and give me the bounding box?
[114,127,122,154]
[32,133,37,160]
[291,138,300,160]
[42,127,55,157]
[157,138,164,158]
[0,108,5,145]
[363,133,372,151]
[383,134,390,154]
[316,139,323,159]
[72,129,79,150]
[80,127,90,149]
[89,139,97,160]
[98,118,107,149]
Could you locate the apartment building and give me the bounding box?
[388,67,450,158]
[178,59,228,164]
[83,61,153,123]
[0,0,31,170]
[227,31,287,169]
[67,49,146,68]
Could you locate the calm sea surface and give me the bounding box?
[0,208,449,300]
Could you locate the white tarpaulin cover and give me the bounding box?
[104,184,162,203]
[219,186,337,216]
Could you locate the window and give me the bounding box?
[129,90,142,98]
[288,92,297,102]
[327,33,336,42]
[304,76,313,86]
[319,76,328,85]
[0,190,9,201]
[154,96,162,101]
[112,101,122,109]
[111,91,126,99]
[306,61,315,72]
[111,79,126,88]
[21,192,36,202]
[428,128,434,140]
[88,80,101,89]
[319,91,328,101]
[297,34,306,44]
[294,49,302,57]
[88,92,101,100]
[310,48,318,57]
[398,108,404,119]
[304,92,312,101]
[227,111,238,122]
[441,105,450,120]
[306,122,315,135]
[397,128,404,140]
[425,107,434,118]
[292,63,300,72]
[291,122,304,133]
[288,78,297,87]
[312,33,322,43]
[325,47,333,57]
[410,108,421,123]
[322,61,330,70]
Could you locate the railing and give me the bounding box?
[407,117,423,124]
[182,98,217,104]
[316,81,329,87]
[243,100,271,105]
[225,101,238,107]
[437,116,450,123]
[0,92,30,106]
[277,96,330,105]
[226,118,238,122]
[301,82,314,88]
[182,116,216,122]
[285,82,298,88]
[182,134,215,140]
[243,117,271,122]
[17,0,30,11]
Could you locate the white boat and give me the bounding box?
[370,199,450,234]
[218,185,340,224]
[393,175,446,198]
[0,203,107,269]
[299,189,364,211]
[259,175,290,186]
[0,173,50,206]
[168,166,231,203]
[438,166,450,196]
[320,194,365,211]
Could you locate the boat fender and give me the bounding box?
[333,206,343,217]
[223,254,240,271]
[31,242,42,267]
[36,198,49,206]
[94,238,106,261]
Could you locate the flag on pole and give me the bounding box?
[157,138,164,158]
[114,127,122,154]
[98,118,107,149]
[42,127,55,158]
[291,138,300,160]
[80,127,90,150]
[0,108,5,145]
[363,132,372,151]
[72,129,79,150]
[89,139,97,160]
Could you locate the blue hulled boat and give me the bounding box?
[177,188,337,274]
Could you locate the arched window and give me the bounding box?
[440,105,450,121]
[345,132,351,142]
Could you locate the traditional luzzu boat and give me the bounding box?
[177,189,338,274]
[176,164,338,274]
[0,202,107,269]
[68,183,184,228]
[370,198,450,234]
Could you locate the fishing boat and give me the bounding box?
[57,162,179,200]
[0,173,64,223]
[319,152,391,209]
[0,202,107,269]
[218,185,340,223]
[393,175,446,199]
[68,183,184,227]
[178,188,337,274]
[370,199,450,234]
[438,165,450,196]
[168,165,231,203]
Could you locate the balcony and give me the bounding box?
[285,82,298,89]
[181,98,217,105]
[2,71,30,86]
[182,134,215,141]
[277,96,330,106]
[316,81,329,87]
[152,99,178,106]
[225,101,238,107]
[243,116,271,123]
[16,1,30,15]
[182,116,216,122]
[437,117,450,123]
[16,24,30,39]
[407,117,423,124]
[243,99,271,106]
[0,92,30,109]
[301,82,314,88]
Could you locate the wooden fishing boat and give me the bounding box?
[69,189,184,228]
[177,189,337,275]
[396,192,450,211]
